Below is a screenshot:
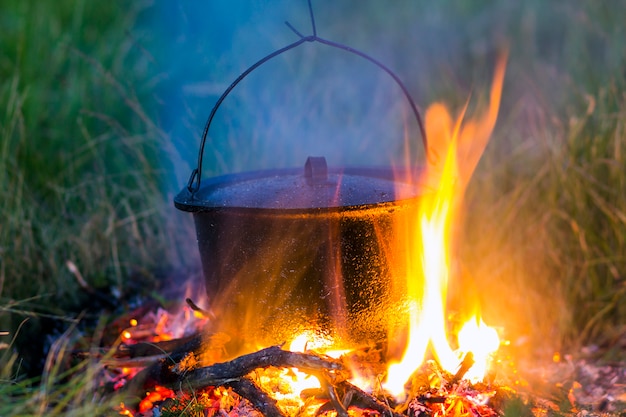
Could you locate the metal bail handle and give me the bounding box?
[187,5,428,195]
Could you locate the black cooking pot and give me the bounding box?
[174,33,427,349]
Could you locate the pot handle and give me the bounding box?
[186,10,428,194]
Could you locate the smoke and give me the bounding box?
[150,1,441,194]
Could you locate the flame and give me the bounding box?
[267,332,371,409]
[385,55,506,397]
[457,316,500,382]
[275,333,323,396]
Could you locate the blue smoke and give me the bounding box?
[150,1,431,194]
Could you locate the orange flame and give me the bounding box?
[385,55,506,397]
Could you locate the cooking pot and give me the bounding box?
[174,32,428,349]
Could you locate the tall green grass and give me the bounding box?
[0,318,129,416]
[458,1,626,354]
[1,0,159,296]
[462,81,626,354]
[545,82,626,346]
[0,0,197,381]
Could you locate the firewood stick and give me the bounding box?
[185,297,214,319]
[122,345,342,397]
[310,370,350,417]
[177,345,343,391]
[122,333,207,396]
[449,352,474,386]
[225,377,286,417]
[80,333,208,362]
[326,383,349,417]
[116,333,204,358]
[336,380,404,417]
[102,354,167,368]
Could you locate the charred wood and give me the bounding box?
[116,333,203,358]
[185,297,214,319]
[336,380,404,417]
[175,345,343,391]
[449,352,474,386]
[226,377,286,417]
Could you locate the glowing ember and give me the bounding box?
[385,55,507,398]
[138,385,176,413]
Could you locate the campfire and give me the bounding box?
[61,4,621,417]
[104,16,514,413]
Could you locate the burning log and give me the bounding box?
[117,333,206,358]
[450,352,475,386]
[95,290,510,416]
[185,297,214,319]
[116,338,414,416]
[169,345,344,391]
[89,293,535,417]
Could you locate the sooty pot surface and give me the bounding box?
[175,158,422,348]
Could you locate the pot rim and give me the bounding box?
[174,165,423,214]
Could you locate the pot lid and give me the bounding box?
[174,157,421,213]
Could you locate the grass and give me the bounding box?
[0,0,625,415]
[459,1,626,351]
[0,0,196,379]
[462,79,626,352]
[0,320,127,416]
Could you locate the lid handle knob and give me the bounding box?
[304,156,328,185]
